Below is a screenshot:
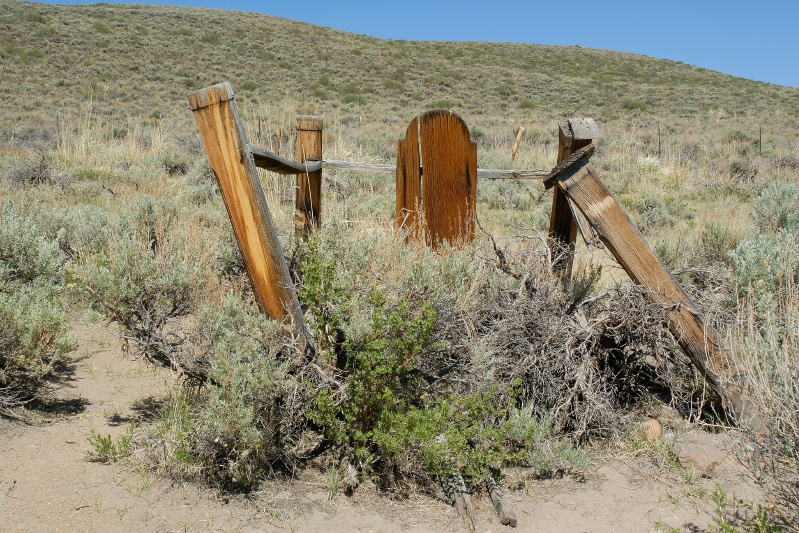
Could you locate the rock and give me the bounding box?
[339,461,359,495]
[645,419,663,441]
[673,431,735,479]
[657,403,683,424]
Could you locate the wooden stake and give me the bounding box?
[658,122,662,159]
[295,116,323,240]
[188,83,309,343]
[450,473,483,533]
[511,127,525,161]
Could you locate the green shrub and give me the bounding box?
[752,181,799,233]
[729,230,799,298]
[161,153,190,175]
[200,31,220,44]
[622,99,647,111]
[310,290,436,465]
[140,296,301,490]
[79,197,203,378]
[0,200,76,416]
[92,22,112,34]
[185,298,296,489]
[375,392,587,482]
[87,423,134,463]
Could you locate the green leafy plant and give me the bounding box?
[310,289,436,465]
[87,423,134,463]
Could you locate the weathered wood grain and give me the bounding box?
[487,477,518,527]
[549,119,600,275]
[250,149,547,179]
[420,110,477,248]
[551,155,762,428]
[188,83,308,340]
[295,115,323,239]
[396,115,421,235]
[250,144,322,174]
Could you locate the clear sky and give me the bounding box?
[34,0,799,88]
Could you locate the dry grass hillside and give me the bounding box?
[1,0,798,133]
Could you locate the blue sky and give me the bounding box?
[36,1,799,87]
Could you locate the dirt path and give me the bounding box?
[0,321,761,532]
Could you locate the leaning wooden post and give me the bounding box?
[188,83,310,345]
[295,116,323,240]
[545,146,763,430]
[549,118,600,277]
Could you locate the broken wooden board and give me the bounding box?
[548,153,763,429]
[397,110,477,249]
[188,83,309,344]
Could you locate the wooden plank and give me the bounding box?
[188,83,309,341]
[396,116,421,236]
[295,116,323,239]
[569,197,604,250]
[450,474,483,533]
[549,124,579,274]
[250,149,547,180]
[568,117,602,141]
[549,119,600,275]
[550,155,762,429]
[250,144,322,174]
[476,167,547,180]
[420,110,477,248]
[487,477,518,527]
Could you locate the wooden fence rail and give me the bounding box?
[249,146,548,180]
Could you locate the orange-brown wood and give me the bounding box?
[188,83,307,337]
[396,116,421,236]
[551,156,761,428]
[549,119,600,275]
[419,110,477,248]
[295,115,323,239]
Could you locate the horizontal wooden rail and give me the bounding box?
[249,144,547,180]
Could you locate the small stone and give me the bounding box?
[673,431,735,479]
[645,419,663,441]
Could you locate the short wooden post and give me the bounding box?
[549,118,600,276]
[295,116,323,240]
[188,83,309,341]
[546,149,763,430]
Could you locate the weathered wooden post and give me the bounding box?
[188,83,310,346]
[397,110,477,249]
[549,118,601,276]
[295,116,323,240]
[545,146,763,429]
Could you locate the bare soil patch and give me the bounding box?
[0,321,761,532]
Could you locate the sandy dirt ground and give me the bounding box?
[0,320,762,533]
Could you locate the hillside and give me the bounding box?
[1,0,798,137]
